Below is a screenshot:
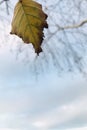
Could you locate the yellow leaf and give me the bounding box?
[10,0,48,54]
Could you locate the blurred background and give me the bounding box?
[0,0,87,130]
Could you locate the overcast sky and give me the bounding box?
[0,0,87,130]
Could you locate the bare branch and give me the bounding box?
[0,0,4,4]
[57,19,87,30]
[0,0,9,14]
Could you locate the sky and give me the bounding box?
[0,0,87,130]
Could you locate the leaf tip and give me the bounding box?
[35,47,43,55]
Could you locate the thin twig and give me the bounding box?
[57,19,87,30]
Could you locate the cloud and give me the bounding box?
[66,127,87,130]
[0,73,86,129]
[0,129,19,130]
[32,95,87,129]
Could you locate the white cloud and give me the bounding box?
[66,127,87,130]
[32,95,87,129]
[0,129,19,130]
[0,72,87,129]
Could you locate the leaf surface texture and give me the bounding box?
[11,0,48,54]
